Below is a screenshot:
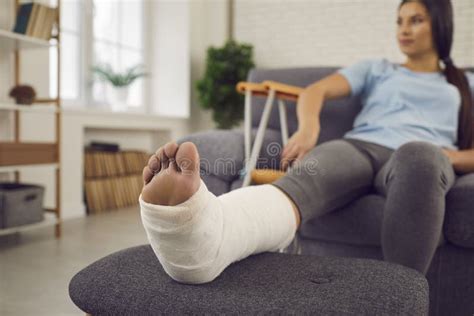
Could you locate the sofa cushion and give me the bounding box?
[299,194,385,246]
[444,173,474,248]
[298,173,474,249]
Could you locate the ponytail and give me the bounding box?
[443,59,473,149]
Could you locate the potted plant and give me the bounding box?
[92,64,148,111]
[197,40,255,129]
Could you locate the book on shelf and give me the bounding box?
[83,149,150,214]
[13,2,57,40]
[84,175,143,214]
[12,3,33,34]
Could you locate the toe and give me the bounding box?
[157,147,170,169]
[164,142,179,159]
[176,142,200,175]
[143,166,154,184]
[147,155,160,172]
[164,142,180,171]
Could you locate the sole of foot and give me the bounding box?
[141,141,201,206]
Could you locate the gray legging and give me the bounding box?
[273,138,456,275]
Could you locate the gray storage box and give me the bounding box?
[0,183,45,229]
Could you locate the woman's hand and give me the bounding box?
[441,148,458,165]
[281,125,320,170]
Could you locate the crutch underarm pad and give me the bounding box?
[262,81,304,101]
[236,82,268,97]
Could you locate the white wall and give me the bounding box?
[150,0,191,118]
[234,0,474,68]
[188,0,230,132]
[147,0,229,131]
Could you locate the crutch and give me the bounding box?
[236,80,303,187]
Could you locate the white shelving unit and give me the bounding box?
[0,102,58,113]
[0,28,52,50]
[0,163,59,174]
[0,1,62,237]
[0,212,58,236]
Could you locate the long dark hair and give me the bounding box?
[400,0,473,149]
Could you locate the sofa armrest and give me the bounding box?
[178,129,245,176]
[178,128,284,194]
[444,173,474,248]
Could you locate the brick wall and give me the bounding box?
[234,0,474,68]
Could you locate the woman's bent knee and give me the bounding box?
[390,141,455,190]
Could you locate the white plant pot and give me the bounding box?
[106,85,129,112]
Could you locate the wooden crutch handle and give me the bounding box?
[236,81,304,101]
[262,80,304,102]
[250,169,286,185]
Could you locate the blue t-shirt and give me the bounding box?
[338,58,461,150]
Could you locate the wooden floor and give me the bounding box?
[0,206,148,316]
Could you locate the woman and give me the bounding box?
[139,0,474,284]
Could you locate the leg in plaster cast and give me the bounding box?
[140,141,300,284]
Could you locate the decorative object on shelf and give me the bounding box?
[196,40,255,129]
[89,141,120,153]
[12,2,58,40]
[9,84,36,105]
[92,63,148,112]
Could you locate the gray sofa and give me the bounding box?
[180,66,474,316]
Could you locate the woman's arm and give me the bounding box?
[442,148,474,174]
[281,73,352,170]
[296,73,353,134]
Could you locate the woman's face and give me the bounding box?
[397,1,437,58]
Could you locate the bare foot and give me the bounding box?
[141,141,201,206]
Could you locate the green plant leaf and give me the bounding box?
[92,63,149,87]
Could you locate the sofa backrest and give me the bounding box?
[466,68,474,112]
[248,67,474,145]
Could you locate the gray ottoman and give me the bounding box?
[69,245,429,315]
